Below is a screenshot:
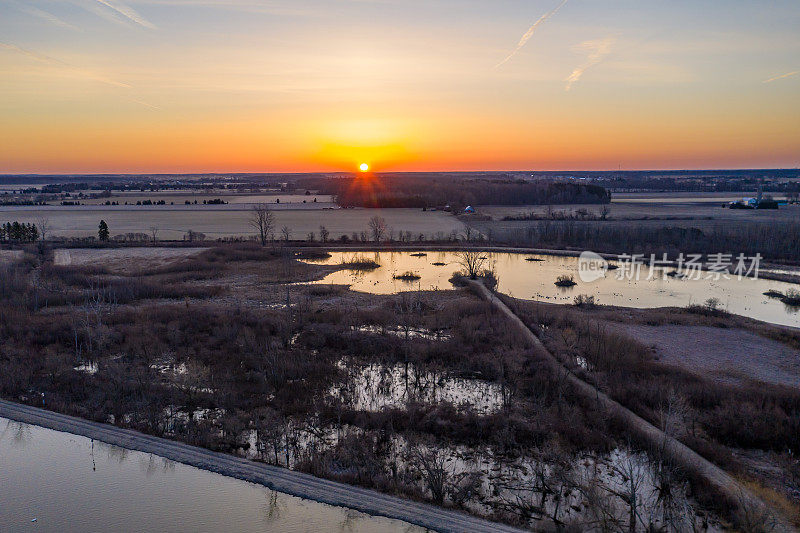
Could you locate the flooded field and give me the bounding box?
[237,419,713,531]
[0,417,423,533]
[303,251,800,327]
[330,359,505,415]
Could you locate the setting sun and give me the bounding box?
[359,163,369,172]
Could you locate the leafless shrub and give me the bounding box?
[406,441,450,505]
[454,250,488,279]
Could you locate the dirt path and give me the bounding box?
[465,280,792,531]
[0,399,528,533]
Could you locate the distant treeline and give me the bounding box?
[503,221,800,261]
[0,199,47,207]
[0,222,39,242]
[601,176,800,193]
[299,177,610,208]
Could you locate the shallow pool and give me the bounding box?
[303,251,800,327]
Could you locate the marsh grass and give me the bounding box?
[781,289,800,306]
[393,271,421,281]
[340,256,381,270]
[554,274,576,287]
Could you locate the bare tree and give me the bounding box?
[149,225,159,244]
[455,250,488,279]
[368,216,387,242]
[406,442,450,505]
[319,225,330,243]
[607,453,650,533]
[395,291,423,367]
[280,225,291,242]
[250,203,275,246]
[35,215,51,242]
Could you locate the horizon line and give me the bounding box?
[1,167,799,178]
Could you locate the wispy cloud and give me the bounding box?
[94,0,156,28]
[0,41,157,108]
[496,0,568,68]
[762,70,798,83]
[564,36,615,91]
[14,2,81,31]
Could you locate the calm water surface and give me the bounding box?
[304,251,800,328]
[0,418,424,533]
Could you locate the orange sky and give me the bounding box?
[1,1,799,173]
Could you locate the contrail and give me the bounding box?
[762,70,798,83]
[564,36,615,91]
[0,42,69,67]
[1,42,158,109]
[496,0,568,68]
[1,41,132,88]
[94,0,156,28]
[130,98,161,110]
[15,3,81,31]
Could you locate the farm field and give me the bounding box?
[0,205,465,241]
[478,199,800,225]
[612,192,766,203]
[471,197,800,264]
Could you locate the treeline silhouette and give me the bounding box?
[504,221,800,260]
[0,222,39,242]
[300,177,610,208]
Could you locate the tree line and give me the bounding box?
[501,220,800,261]
[0,222,39,242]
[299,176,610,208]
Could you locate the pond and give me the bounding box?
[0,417,424,533]
[302,251,800,327]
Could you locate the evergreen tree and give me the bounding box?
[10,221,21,241]
[98,220,110,241]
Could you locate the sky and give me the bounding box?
[0,0,798,173]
